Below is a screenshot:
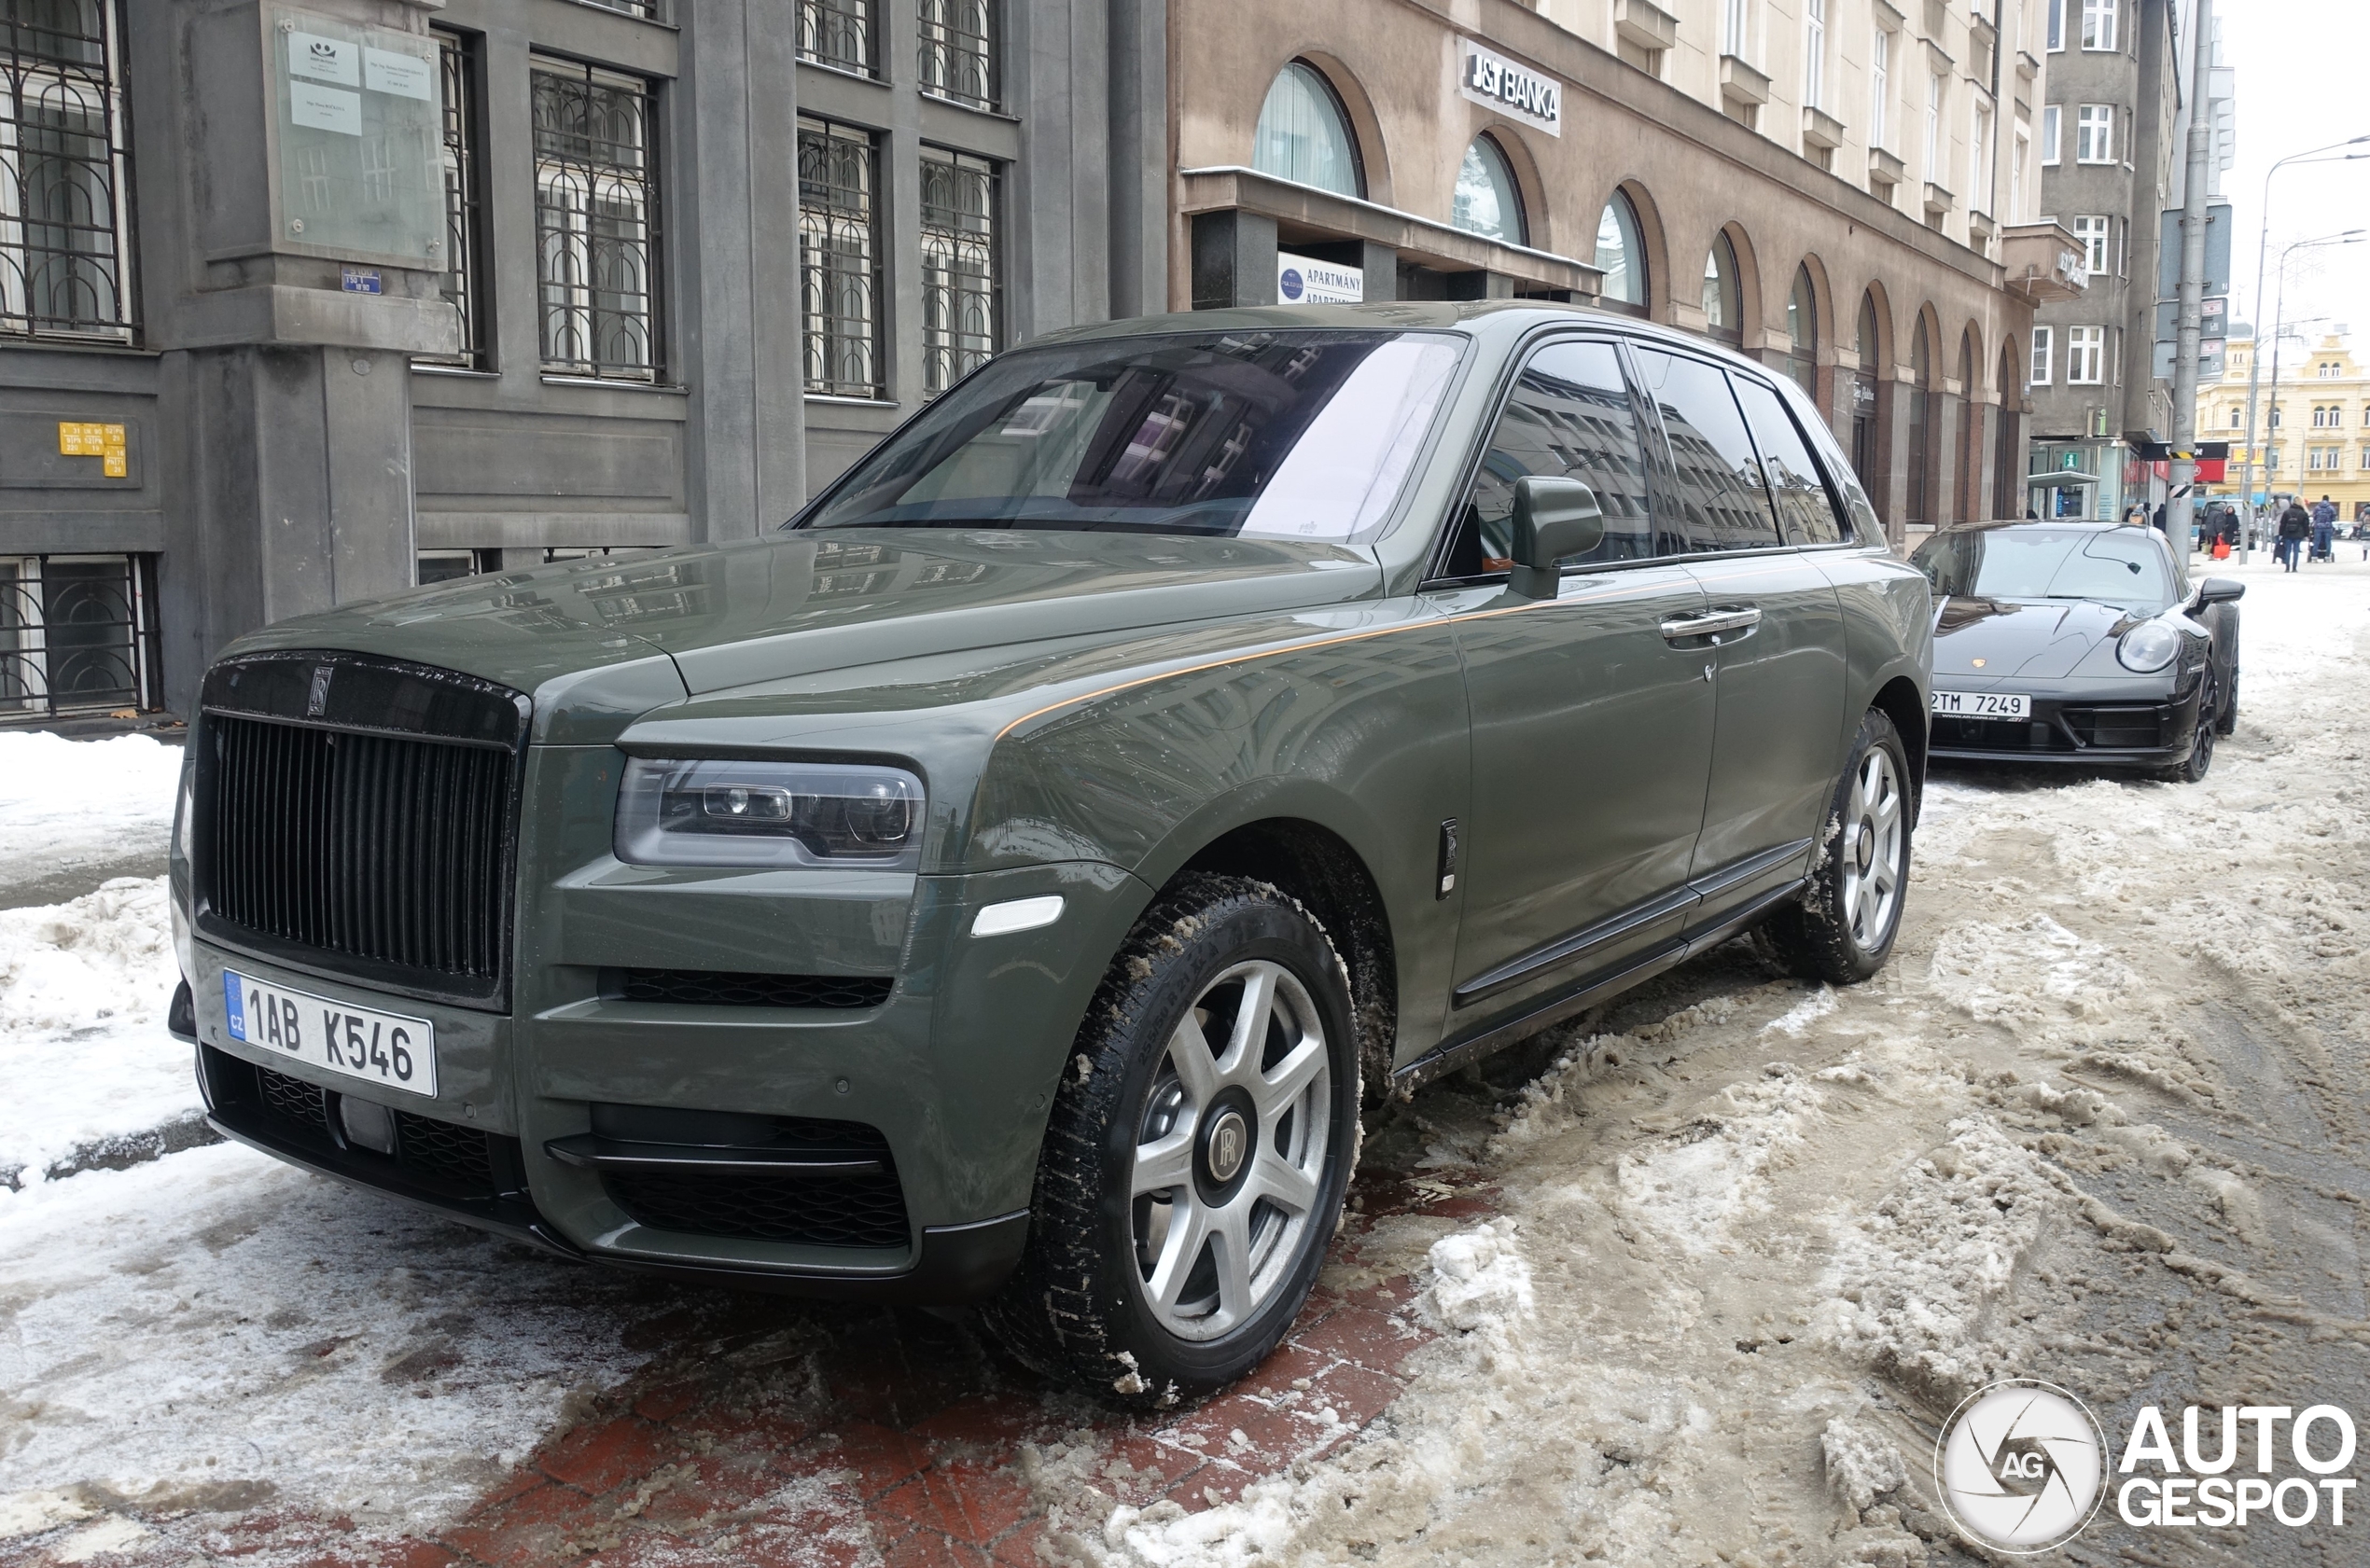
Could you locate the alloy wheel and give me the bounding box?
[1840,747,1903,955]
[1128,960,1333,1341]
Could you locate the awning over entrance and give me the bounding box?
[1178,164,1600,307]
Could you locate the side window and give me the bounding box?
[1733,375,1848,544]
[1633,349,1783,551]
[1442,340,1656,577]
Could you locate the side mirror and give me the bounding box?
[2196,576,2246,606]
[1507,476,1605,600]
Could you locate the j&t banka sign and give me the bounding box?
[1459,40,1561,137]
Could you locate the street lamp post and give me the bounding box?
[2232,136,2370,561]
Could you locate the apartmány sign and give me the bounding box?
[1459,39,1562,137]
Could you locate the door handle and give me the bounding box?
[1658,607,1763,643]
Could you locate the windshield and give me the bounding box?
[794,330,1465,539]
[1911,527,2175,613]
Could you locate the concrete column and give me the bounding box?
[1011,0,1111,336]
[1968,402,2001,521]
[1107,0,1168,320]
[134,0,459,710]
[1443,271,1515,300]
[1933,392,1964,526]
[1875,378,1913,548]
[1285,239,1398,302]
[1192,210,1277,309]
[676,1,806,538]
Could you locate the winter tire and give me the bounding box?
[2213,667,2238,736]
[983,874,1359,1404]
[1761,708,1912,986]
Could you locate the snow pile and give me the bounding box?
[1613,1066,1824,1254]
[0,1143,656,1537]
[0,877,194,1185]
[1816,1116,2069,1407]
[0,731,181,904]
[1419,1220,1533,1337]
[1819,1417,1906,1514]
[1761,985,1837,1036]
[1927,913,2134,1025]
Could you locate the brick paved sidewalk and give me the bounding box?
[3,1161,1495,1568]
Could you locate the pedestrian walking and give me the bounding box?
[2278,499,2311,572]
[2311,495,2337,563]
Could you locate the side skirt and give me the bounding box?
[1391,877,1805,1095]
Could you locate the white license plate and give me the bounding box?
[1931,689,2031,720]
[221,970,438,1098]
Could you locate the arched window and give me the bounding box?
[1851,291,1881,500]
[1596,190,1648,316]
[1252,62,1361,197]
[1994,344,2021,520]
[1701,231,1741,346]
[1785,265,1818,394]
[1452,134,1525,244]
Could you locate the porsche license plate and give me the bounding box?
[221,970,438,1097]
[1931,689,2031,720]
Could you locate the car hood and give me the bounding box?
[1931,597,2148,681]
[219,530,1383,739]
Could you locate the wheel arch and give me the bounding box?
[1166,815,1401,1102]
[1868,673,1928,826]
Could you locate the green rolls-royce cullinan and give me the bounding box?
[168,303,1931,1400]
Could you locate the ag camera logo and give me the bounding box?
[1935,1380,2108,1552]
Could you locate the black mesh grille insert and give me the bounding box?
[617,970,893,1009]
[2064,706,2168,749]
[259,1065,328,1131]
[396,1110,497,1190]
[203,714,517,988]
[605,1166,912,1249]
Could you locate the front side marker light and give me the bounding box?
[972,895,1065,937]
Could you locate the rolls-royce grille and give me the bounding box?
[205,714,516,985]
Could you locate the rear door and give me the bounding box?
[1438,337,1717,1023]
[1632,350,1848,913]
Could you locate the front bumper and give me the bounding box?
[1929,683,2202,768]
[180,848,1150,1303]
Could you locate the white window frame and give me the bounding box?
[2070,215,2109,275]
[2075,104,2112,163]
[1805,0,1826,109]
[1925,72,1943,175]
[2081,0,2116,50]
[1724,0,1750,59]
[2066,325,2104,385]
[1972,101,1992,213]
[2047,0,2066,51]
[1870,28,1890,149]
[2029,326,2053,385]
[2011,129,2028,220]
[2041,104,2061,164]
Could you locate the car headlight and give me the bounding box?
[615,758,925,869]
[2116,622,2182,673]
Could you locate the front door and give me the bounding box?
[1632,351,1848,905]
[1442,338,1718,1024]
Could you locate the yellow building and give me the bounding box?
[2197,333,2370,520]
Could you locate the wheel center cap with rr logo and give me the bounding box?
[1205,1107,1249,1185]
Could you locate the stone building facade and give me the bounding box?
[1168,0,2084,547]
[1,0,1151,718]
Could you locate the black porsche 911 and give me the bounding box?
[1907,520,2242,783]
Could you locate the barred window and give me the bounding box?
[579,0,661,15]
[799,116,882,398]
[0,0,133,342]
[920,148,996,397]
[533,59,660,382]
[799,0,876,76]
[918,0,996,110]
[418,30,486,369]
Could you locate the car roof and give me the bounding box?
[1923,519,2136,539]
[1021,300,1778,374]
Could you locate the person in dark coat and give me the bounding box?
[2277,499,2311,572]
[2311,496,2337,562]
